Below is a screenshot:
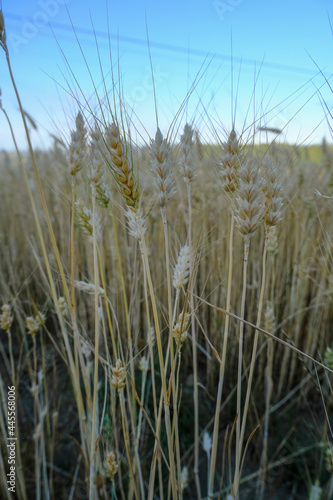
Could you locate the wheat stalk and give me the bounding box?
[180,121,201,498]
[233,155,264,500]
[209,129,241,498]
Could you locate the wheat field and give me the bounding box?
[1,6,333,500]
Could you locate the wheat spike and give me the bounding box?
[0,304,13,331]
[111,359,127,390]
[173,245,190,289]
[150,127,175,207]
[179,123,197,182]
[25,316,39,336]
[125,207,146,241]
[172,311,190,345]
[234,156,264,243]
[105,451,119,480]
[105,123,139,209]
[88,126,104,189]
[69,111,87,176]
[261,157,284,230]
[220,129,242,193]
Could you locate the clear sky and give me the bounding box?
[1,0,333,150]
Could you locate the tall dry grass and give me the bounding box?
[1,7,333,500]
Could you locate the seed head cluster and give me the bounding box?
[75,201,100,237]
[104,451,118,480]
[88,127,105,189]
[88,127,112,208]
[220,129,241,193]
[74,280,104,296]
[172,311,190,345]
[179,123,197,182]
[173,245,190,289]
[234,157,264,243]
[57,297,68,317]
[150,128,175,208]
[111,359,127,390]
[26,316,39,336]
[261,158,284,231]
[69,111,86,176]
[126,207,146,241]
[264,302,276,334]
[0,304,13,331]
[105,123,139,209]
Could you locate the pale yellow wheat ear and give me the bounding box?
[220,129,242,194]
[69,111,87,176]
[261,156,284,238]
[179,123,198,182]
[25,316,40,337]
[0,304,13,332]
[111,359,127,391]
[173,245,190,290]
[75,201,100,237]
[88,126,104,189]
[172,311,190,346]
[105,451,119,480]
[234,155,264,244]
[104,123,139,210]
[150,127,175,208]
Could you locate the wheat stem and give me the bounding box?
[89,189,100,500]
[119,390,141,500]
[139,223,178,499]
[239,245,267,477]
[7,332,15,388]
[162,207,182,491]
[233,240,249,500]
[187,181,201,499]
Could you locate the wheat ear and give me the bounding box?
[105,123,139,209]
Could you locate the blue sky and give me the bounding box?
[1,0,333,150]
